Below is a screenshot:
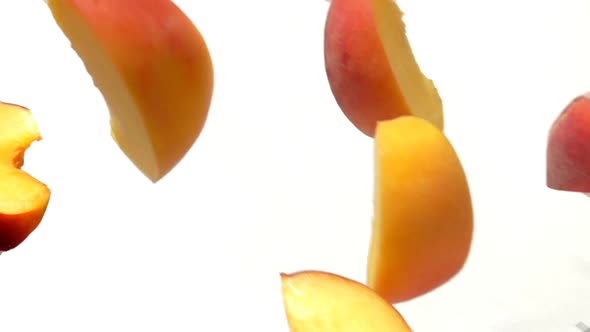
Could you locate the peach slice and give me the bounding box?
[0,102,51,252]
[45,0,214,182]
[281,270,412,331]
[368,116,473,303]
[546,92,590,194]
[324,0,443,137]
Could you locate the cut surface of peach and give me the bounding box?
[368,116,473,303]
[45,0,214,182]
[324,0,443,137]
[0,102,51,252]
[281,270,411,332]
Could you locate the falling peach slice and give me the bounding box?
[0,102,51,252]
[324,0,443,137]
[368,116,473,303]
[45,0,214,182]
[547,92,590,195]
[281,270,412,331]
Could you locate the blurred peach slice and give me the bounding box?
[45,0,214,182]
[368,116,473,303]
[281,270,412,331]
[546,92,590,195]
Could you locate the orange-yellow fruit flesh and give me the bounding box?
[46,0,214,182]
[281,270,412,332]
[0,102,51,252]
[372,0,443,130]
[368,116,473,304]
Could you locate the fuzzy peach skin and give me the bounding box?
[0,102,51,252]
[546,92,590,194]
[324,0,443,137]
[367,116,473,304]
[45,0,214,182]
[281,270,412,332]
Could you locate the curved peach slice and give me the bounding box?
[368,116,473,303]
[546,92,590,194]
[324,0,443,137]
[281,270,412,331]
[45,0,214,182]
[0,102,51,252]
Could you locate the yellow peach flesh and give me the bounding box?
[281,270,412,331]
[0,102,51,252]
[371,0,443,129]
[368,116,473,303]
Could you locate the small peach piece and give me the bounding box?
[324,0,443,137]
[281,270,412,332]
[45,0,214,182]
[0,102,51,252]
[546,92,590,194]
[368,116,473,303]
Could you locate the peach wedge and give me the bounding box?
[546,92,590,194]
[368,116,473,303]
[324,0,443,137]
[45,0,214,182]
[0,102,51,252]
[281,270,412,332]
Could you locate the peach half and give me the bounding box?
[45,0,214,182]
[281,270,411,331]
[0,102,51,252]
[546,92,590,194]
[368,116,473,303]
[324,0,443,137]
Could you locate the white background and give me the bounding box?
[1,0,589,331]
